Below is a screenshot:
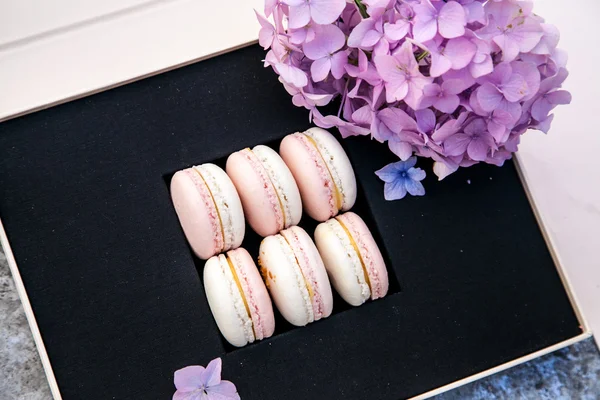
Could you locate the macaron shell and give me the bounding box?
[197,163,245,251]
[281,226,333,320]
[227,248,275,340]
[336,212,389,300]
[304,127,357,212]
[280,133,337,222]
[315,221,370,306]
[259,235,314,326]
[171,169,222,260]
[252,145,302,228]
[226,150,282,237]
[204,255,254,347]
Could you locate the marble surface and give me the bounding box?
[1,248,599,399]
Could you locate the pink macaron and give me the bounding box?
[259,226,333,326]
[204,247,275,347]
[226,145,302,237]
[315,212,389,306]
[280,127,357,222]
[171,163,245,260]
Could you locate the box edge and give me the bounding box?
[409,332,592,400]
[0,219,64,400]
[514,153,592,334]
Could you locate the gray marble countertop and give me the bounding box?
[1,249,599,399]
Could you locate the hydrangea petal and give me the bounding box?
[389,140,414,161]
[488,120,507,143]
[287,2,311,29]
[500,73,527,102]
[434,94,460,114]
[477,83,504,112]
[404,178,426,196]
[375,164,401,183]
[441,79,464,96]
[378,107,419,133]
[444,133,471,156]
[438,1,466,39]
[347,19,376,48]
[174,366,206,392]
[416,108,436,134]
[511,61,541,101]
[511,17,544,53]
[546,90,572,106]
[202,358,223,387]
[430,52,452,78]
[494,34,521,62]
[303,25,345,60]
[330,51,348,79]
[534,114,554,134]
[274,63,308,88]
[375,55,410,103]
[310,0,346,25]
[531,97,553,121]
[445,37,477,70]
[433,161,459,180]
[467,137,490,161]
[384,179,408,201]
[407,167,426,182]
[413,18,438,43]
[206,381,240,400]
[384,21,410,41]
[470,57,494,78]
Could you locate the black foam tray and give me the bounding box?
[0,45,581,399]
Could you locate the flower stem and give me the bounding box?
[354,0,369,18]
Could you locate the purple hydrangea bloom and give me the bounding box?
[173,358,240,400]
[256,0,571,200]
[375,157,427,200]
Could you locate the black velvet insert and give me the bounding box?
[0,45,581,400]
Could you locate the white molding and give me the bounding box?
[0,0,264,121]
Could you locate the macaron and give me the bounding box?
[259,226,333,327]
[315,212,389,307]
[171,163,245,260]
[204,247,275,347]
[280,127,357,222]
[226,145,302,237]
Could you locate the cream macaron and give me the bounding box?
[280,127,357,222]
[315,212,389,306]
[259,226,333,327]
[226,145,302,237]
[204,247,275,347]
[171,163,245,260]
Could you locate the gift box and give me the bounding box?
[0,44,590,400]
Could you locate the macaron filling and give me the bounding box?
[281,228,325,321]
[252,146,294,229]
[336,215,384,300]
[217,254,255,343]
[240,149,285,230]
[228,250,266,340]
[276,234,314,323]
[302,130,347,211]
[187,167,224,253]
[326,218,371,301]
[292,133,338,217]
[197,166,236,251]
